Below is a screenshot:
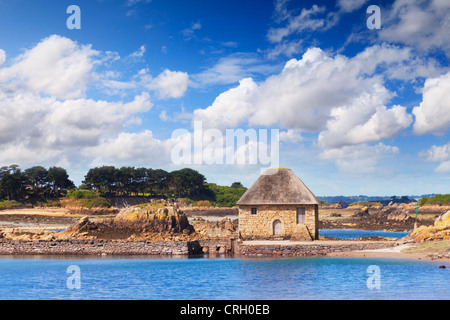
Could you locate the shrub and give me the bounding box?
[64,189,111,208]
[67,189,98,200]
[419,194,450,206]
[0,200,24,209]
[349,201,382,207]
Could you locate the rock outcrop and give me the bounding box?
[409,211,450,241]
[58,203,195,241]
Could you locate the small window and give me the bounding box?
[251,208,257,215]
[296,208,305,224]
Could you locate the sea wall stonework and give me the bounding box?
[0,239,203,255]
[238,204,318,240]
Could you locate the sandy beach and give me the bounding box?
[327,243,450,262]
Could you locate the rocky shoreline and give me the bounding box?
[0,204,448,261]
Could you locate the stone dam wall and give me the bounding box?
[0,239,203,256]
[236,241,398,257]
[0,238,399,257]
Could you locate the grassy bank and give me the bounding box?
[419,194,450,206]
[401,240,450,254]
[0,200,31,210]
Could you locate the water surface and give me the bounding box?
[0,256,447,300]
[320,229,409,239]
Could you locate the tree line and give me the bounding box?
[0,165,74,202]
[82,166,208,198]
[0,164,247,207]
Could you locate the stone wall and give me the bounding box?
[0,238,401,258]
[0,239,202,256]
[236,241,398,257]
[238,204,318,240]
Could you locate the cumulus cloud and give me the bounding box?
[0,35,158,170]
[193,78,257,131]
[0,89,153,163]
[379,0,450,56]
[145,69,190,99]
[319,143,399,174]
[413,70,450,135]
[84,130,176,167]
[0,49,5,66]
[318,89,413,148]
[193,45,415,149]
[419,142,450,173]
[279,129,303,144]
[0,35,99,99]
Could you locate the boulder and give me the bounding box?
[409,210,450,241]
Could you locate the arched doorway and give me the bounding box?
[273,219,282,235]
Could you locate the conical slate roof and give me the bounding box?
[237,168,319,205]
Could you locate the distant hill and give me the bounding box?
[318,194,437,204]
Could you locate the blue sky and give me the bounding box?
[0,0,450,196]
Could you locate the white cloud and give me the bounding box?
[84,130,175,167]
[279,129,303,143]
[319,143,399,174]
[318,89,413,148]
[148,69,190,99]
[0,87,152,156]
[268,4,326,43]
[129,45,146,59]
[413,70,450,135]
[101,67,190,99]
[193,78,257,131]
[0,49,5,66]
[127,0,151,6]
[0,35,156,170]
[419,142,450,173]
[420,143,450,162]
[265,39,303,59]
[337,0,368,12]
[193,45,417,150]
[192,53,278,87]
[0,35,99,99]
[379,0,450,56]
[182,21,202,40]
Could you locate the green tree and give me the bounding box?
[0,165,27,201]
[24,166,49,199]
[83,166,117,196]
[169,168,206,197]
[231,182,244,188]
[48,167,74,197]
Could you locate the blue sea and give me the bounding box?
[0,230,448,300]
[0,255,448,300]
[319,229,409,239]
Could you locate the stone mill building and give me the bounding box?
[236,167,319,241]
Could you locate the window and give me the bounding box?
[251,208,257,215]
[296,208,305,224]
